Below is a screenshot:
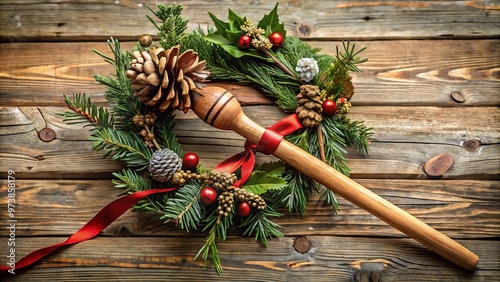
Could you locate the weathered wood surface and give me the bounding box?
[1,0,499,41]
[1,105,498,179]
[1,40,499,106]
[0,0,499,281]
[0,179,498,238]
[1,237,498,282]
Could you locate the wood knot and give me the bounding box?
[350,259,389,282]
[38,127,56,142]
[423,153,454,178]
[353,270,382,282]
[463,139,480,152]
[296,23,313,36]
[450,91,465,103]
[293,236,312,254]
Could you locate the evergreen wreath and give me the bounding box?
[58,3,373,275]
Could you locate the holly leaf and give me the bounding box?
[255,161,285,177]
[241,170,287,195]
[204,33,232,45]
[228,9,246,32]
[205,34,271,61]
[208,11,230,37]
[226,30,245,44]
[257,3,286,37]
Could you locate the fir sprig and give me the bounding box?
[147,3,188,49]
[93,38,146,130]
[240,206,283,247]
[112,169,166,213]
[196,210,234,275]
[89,127,152,170]
[58,93,114,128]
[162,181,205,232]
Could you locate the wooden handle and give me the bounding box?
[192,86,479,270]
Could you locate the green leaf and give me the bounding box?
[205,33,269,60]
[208,11,230,36]
[226,30,245,45]
[220,44,268,60]
[204,33,232,45]
[257,3,286,36]
[228,9,246,31]
[255,161,285,177]
[241,170,286,195]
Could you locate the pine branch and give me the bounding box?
[154,112,184,156]
[339,118,374,154]
[240,206,283,247]
[58,93,114,129]
[162,181,205,232]
[196,210,234,275]
[112,169,166,213]
[89,127,152,170]
[319,187,339,215]
[147,3,188,49]
[93,38,146,130]
[336,41,368,73]
[268,165,317,215]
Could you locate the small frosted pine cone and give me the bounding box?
[149,148,183,182]
[126,45,209,113]
[295,85,323,127]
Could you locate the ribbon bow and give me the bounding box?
[215,114,303,186]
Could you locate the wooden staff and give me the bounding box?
[192,85,479,271]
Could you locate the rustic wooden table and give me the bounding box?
[1,1,499,281]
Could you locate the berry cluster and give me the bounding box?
[170,170,237,190]
[216,187,265,218]
[238,19,284,50]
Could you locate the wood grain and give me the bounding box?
[1,0,499,42]
[0,0,499,279]
[1,40,499,107]
[1,236,497,282]
[0,179,497,239]
[0,105,498,179]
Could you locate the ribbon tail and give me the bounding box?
[0,187,177,273]
[234,150,256,187]
[215,151,248,173]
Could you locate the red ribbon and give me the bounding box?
[216,114,302,186]
[2,114,302,274]
[0,187,177,274]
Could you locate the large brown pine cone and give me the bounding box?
[126,45,209,113]
[295,85,323,127]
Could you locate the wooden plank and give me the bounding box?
[1,105,497,179]
[1,179,497,239]
[1,40,499,107]
[1,236,497,281]
[1,0,499,42]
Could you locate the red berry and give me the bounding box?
[268,32,284,48]
[200,187,217,205]
[238,35,252,49]
[182,152,199,169]
[338,97,347,104]
[236,202,252,217]
[322,100,337,116]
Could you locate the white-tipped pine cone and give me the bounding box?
[126,45,209,113]
[149,148,183,182]
[295,85,323,127]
